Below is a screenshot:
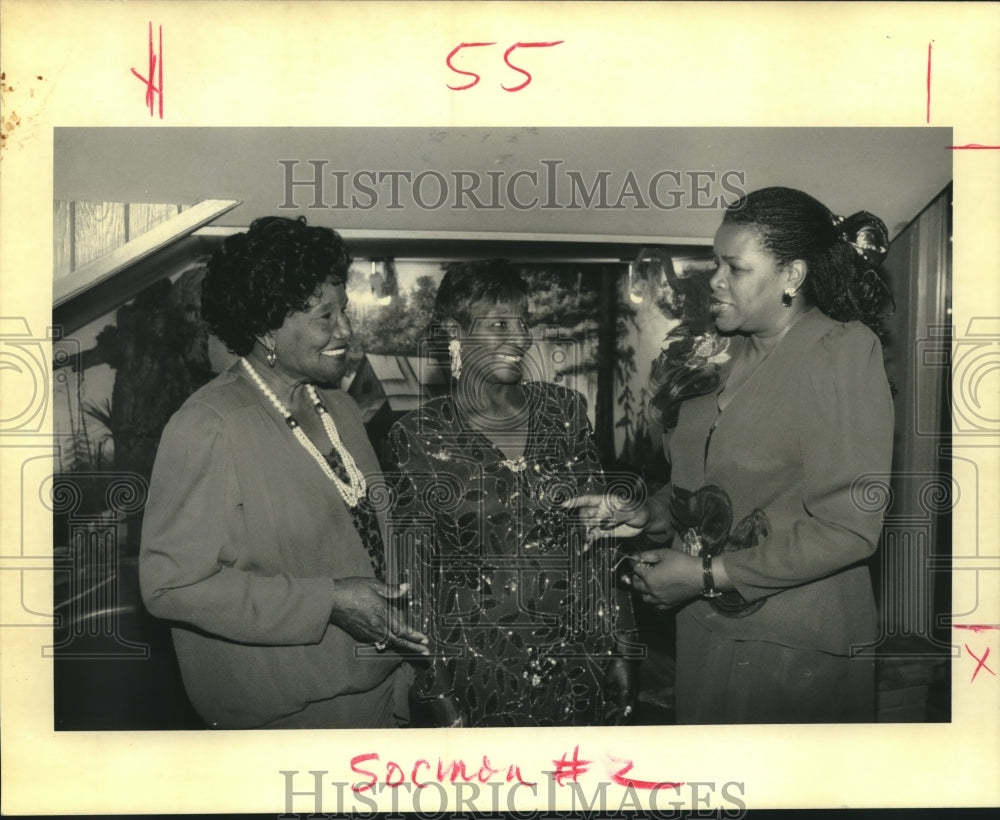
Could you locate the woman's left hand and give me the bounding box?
[604,657,636,724]
[328,578,430,655]
[628,548,702,609]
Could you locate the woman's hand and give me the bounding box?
[628,548,703,609]
[604,657,637,724]
[328,578,429,655]
[563,492,669,543]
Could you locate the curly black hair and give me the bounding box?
[723,187,893,334]
[200,216,353,356]
[434,260,529,331]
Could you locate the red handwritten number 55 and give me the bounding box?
[446,41,564,92]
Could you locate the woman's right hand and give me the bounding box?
[563,493,669,543]
[328,578,429,655]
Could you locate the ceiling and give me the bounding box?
[55,127,953,246]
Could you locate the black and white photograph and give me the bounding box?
[2,2,998,817]
[48,126,955,734]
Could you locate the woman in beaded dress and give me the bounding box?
[140,216,427,729]
[387,262,636,728]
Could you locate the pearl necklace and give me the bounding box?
[240,358,367,507]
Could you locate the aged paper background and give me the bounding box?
[1,0,998,814]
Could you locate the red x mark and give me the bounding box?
[965,644,996,682]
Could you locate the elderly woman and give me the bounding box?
[386,262,635,727]
[139,216,427,729]
[569,187,895,723]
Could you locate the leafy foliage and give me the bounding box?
[349,275,438,361]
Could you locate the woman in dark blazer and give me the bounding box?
[569,187,894,723]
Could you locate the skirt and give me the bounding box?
[675,615,875,724]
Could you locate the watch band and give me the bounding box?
[701,552,723,598]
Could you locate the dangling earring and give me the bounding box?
[257,336,277,367]
[781,289,795,308]
[264,342,277,367]
[448,337,462,378]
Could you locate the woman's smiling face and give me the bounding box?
[270,278,352,386]
[460,300,533,384]
[709,223,795,335]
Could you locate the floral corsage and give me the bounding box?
[648,326,731,429]
[637,247,731,430]
[670,484,770,618]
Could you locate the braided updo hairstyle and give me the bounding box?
[722,187,893,334]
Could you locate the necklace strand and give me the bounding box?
[240,358,367,507]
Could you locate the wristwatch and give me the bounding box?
[701,552,723,599]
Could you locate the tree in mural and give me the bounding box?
[521,265,603,358]
[613,295,662,478]
[523,264,649,472]
[95,266,214,481]
[350,274,439,361]
[409,274,438,324]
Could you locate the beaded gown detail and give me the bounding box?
[388,382,633,727]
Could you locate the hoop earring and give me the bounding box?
[781,290,795,308]
[448,338,462,378]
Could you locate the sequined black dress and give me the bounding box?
[387,382,633,727]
